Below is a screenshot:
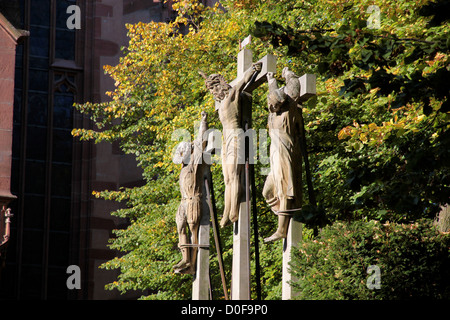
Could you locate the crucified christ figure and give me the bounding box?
[200,62,262,228]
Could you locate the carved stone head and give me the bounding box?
[267,87,286,113]
[199,71,231,102]
[173,141,192,165]
[282,67,301,102]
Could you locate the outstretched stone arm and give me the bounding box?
[192,111,208,163]
[234,62,262,93]
[267,72,279,94]
[198,111,208,148]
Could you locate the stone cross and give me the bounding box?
[202,43,315,300]
[214,49,277,110]
[225,48,276,300]
[281,72,316,300]
[260,65,316,300]
[173,112,211,300]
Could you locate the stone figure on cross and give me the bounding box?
[263,67,316,299]
[199,62,262,228]
[173,111,209,274]
[199,45,277,299]
[263,69,304,242]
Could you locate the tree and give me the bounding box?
[252,0,450,224]
[72,0,449,299]
[73,0,290,299]
[291,219,450,299]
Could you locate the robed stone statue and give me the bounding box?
[173,111,208,274]
[263,69,303,242]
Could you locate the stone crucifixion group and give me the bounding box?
[172,63,304,275]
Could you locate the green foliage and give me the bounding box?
[252,0,450,222]
[73,0,289,299]
[291,219,450,299]
[72,0,450,299]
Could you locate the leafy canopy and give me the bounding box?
[252,0,450,223]
[72,0,449,299]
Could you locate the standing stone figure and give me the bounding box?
[263,69,303,242]
[199,62,262,228]
[173,111,208,274]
